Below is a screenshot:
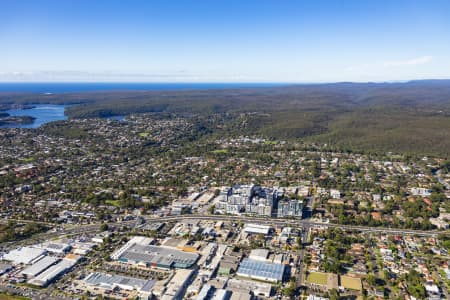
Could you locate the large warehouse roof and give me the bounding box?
[21,256,59,277]
[111,236,198,269]
[84,272,154,291]
[2,247,46,265]
[237,258,285,282]
[28,258,76,286]
[120,244,198,268]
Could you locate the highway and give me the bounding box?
[135,214,448,237]
[3,213,449,248]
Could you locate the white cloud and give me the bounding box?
[383,55,433,67]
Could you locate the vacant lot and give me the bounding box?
[307,272,328,285]
[340,275,362,290]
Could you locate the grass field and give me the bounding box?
[138,132,149,137]
[340,275,362,290]
[105,199,121,207]
[306,272,328,285]
[0,294,30,300]
[212,149,228,154]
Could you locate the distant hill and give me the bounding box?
[0,80,449,156]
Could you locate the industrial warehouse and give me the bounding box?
[236,258,285,283]
[82,272,154,297]
[0,241,90,288]
[21,256,60,278]
[1,247,47,265]
[27,257,78,287]
[111,236,199,269]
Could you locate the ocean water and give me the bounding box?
[0,105,67,128]
[0,82,284,93]
[0,82,284,128]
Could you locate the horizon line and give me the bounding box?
[0,78,449,85]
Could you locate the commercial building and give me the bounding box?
[36,241,71,254]
[198,243,218,267]
[236,258,285,283]
[213,289,230,300]
[138,222,165,232]
[171,200,191,215]
[230,291,252,300]
[21,256,60,278]
[280,227,294,243]
[277,199,303,218]
[71,241,97,255]
[111,236,199,269]
[28,258,76,287]
[196,284,213,300]
[217,184,303,218]
[91,232,112,244]
[2,247,46,265]
[216,185,251,215]
[216,185,276,217]
[0,263,12,275]
[248,249,270,262]
[243,224,271,235]
[227,278,272,297]
[218,255,240,276]
[161,268,196,300]
[83,272,154,293]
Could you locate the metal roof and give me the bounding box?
[84,272,153,291]
[243,224,271,235]
[237,258,285,282]
[21,256,59,277]
[2,247,46,265]
[29,258,76,286]
[117,244,199,267]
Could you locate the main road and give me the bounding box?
[170,215,448,236]
[3,213,449,246]
[58,214,450,237]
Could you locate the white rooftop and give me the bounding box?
[21,256,60,277]
[84,272,153,292]
[249,249,270,261]
[243,224,271,235]
[2,247,46,265]
[28,258,76,286]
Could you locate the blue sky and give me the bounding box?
[1,0,449,82]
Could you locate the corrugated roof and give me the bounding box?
[29,258,75,286]
[237,258,285,281]
[84,272,153,291]
[2,247,46,264]
[21,256,59,277]
[117,244,198,268]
